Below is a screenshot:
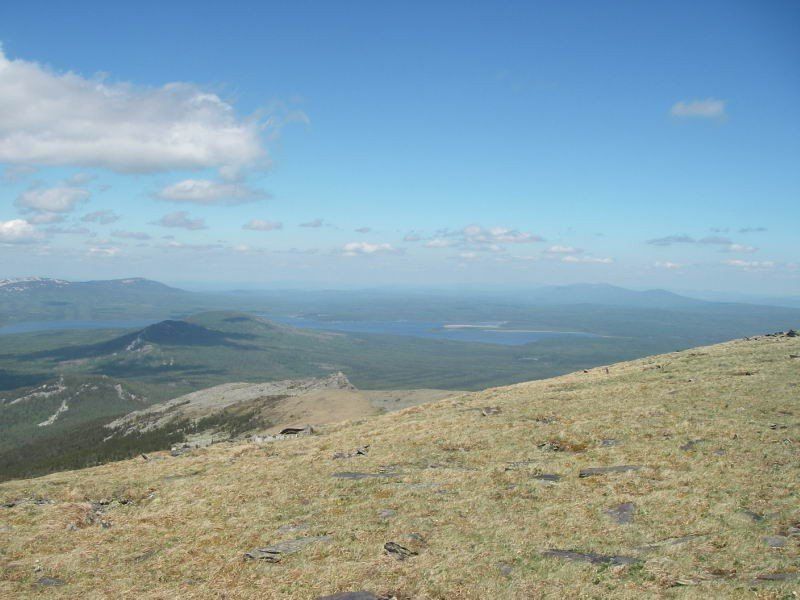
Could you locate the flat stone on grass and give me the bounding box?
[245,535,331,562]
[764,536,788,548]
[384,541,418,561]
[34,577,66,587]
[543,549,639,566]
[317,593,378,600]
[332,472,398,480]
[533,474,562,483]
[579,465,642,478]
[606,502,636,524]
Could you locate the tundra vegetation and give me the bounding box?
[1,332,797,598]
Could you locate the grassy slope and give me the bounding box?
[1,334,798,598]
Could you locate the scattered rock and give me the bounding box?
[638,534,707,552]
[741,510,765,522]
[764,536,788,548]
[680,439,704,451]
[787,329,798,337]
[753,571,799,583]
[538,439,587,452]
[606,502,636,524]
[579,465,642,478]
[317,593,379,600]
[533,473,562,483]
[498,562,514,577]
[384,542,418,561]
[542,549,639,566]
[377,509,396,520]
[504,460,537,471]
[245,535,331,562]
[332,472,398,480]
[251,425,315,444]
[600,438,619,447]
[280,425,314,436]
[533,415,558,425]
[276,522,310,534]
[333,445,370,459]
[481,406,501,417]
[34,577,66,587]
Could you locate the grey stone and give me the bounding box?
[384,541,418,561]
[498,563,514,577]
[741,510,765,522]
[333,446,370,459]
[245,535,331,562]
[579,465,642,478]
[317,593,379,600]
[542,549,639,566]
[606,502,636,524]
[638,534,707,552]
[276,522,310,534]
[764,536,788,548]
[377,509,396,520]
[279,425,314,436]
[332,472,398,480]
[533,474,562,483]
[680,439,704,451]
[481,406,502,416]
[753,572,799,582]
[35,577,66,587]
[600,438,619,447]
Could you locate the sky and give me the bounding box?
[0,1,798,293]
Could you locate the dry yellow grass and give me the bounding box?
[1,334,798,599]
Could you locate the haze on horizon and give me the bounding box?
[0,1,798,295]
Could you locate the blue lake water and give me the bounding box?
[0,315,599,347]
[264,315,599,346]
[0,319,159,336]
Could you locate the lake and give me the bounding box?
[0,315,599,346]
[264,315,599,346]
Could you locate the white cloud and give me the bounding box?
[82,209,119,224]
[46,225,94,236]
[152,211,207,230]
[670,98,726,119]
[15,186,89,213]
[654,261,682,270]
[724,259,774,270]
[155,179,267,205]
[724,243,757,254]
[0,47,265,173]
[341,241,398,256]
[66,172,95,185]
[545,245,580,255]
[300,218,324,228]
[424,238,453,248]
[2,164,36,182]
[28,212,65,224]
[243,219,283,232]
[87,246,121,257]
[461,225,543,246]
[355,227,372,234]
[112,230,151,240]
[403,232,422,242]
[561,255,613,264]
[0,218,42,243]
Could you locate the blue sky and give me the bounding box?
[0,1,798,293]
